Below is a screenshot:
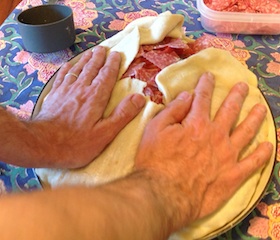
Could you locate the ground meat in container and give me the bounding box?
[205,0,280,13]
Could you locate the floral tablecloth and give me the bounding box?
[0,0,280,239]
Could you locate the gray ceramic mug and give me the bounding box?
[17,4,75,53]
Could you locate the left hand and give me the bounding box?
[33,46,145,168]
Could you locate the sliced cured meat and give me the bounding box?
[122,37,195,104]
[143,85,163,104]
[143,47,181,70]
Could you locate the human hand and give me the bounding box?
[33,46,145,169]
[134,72,273,230]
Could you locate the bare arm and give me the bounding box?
[0,173,171,240]
[0,73,273,240]
[0,47,145,168]
[0,0,21,24]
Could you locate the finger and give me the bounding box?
[100,94,146,140]
[87,51,122,118]
[93,51,122,88]
[199,141,273,219]
[77,46,107,85]
[64,50,93,84]
[185,72,215,122]
[214,82,249,132]
[231,104,267,150]
[229,141,273,186]
[152,91,193,129]
[51,62,73,90]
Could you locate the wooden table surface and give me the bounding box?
[0,0,21,24]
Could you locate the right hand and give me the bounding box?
[134,72,273,230]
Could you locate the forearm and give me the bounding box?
[0,107,45,167]
[0,0,21,24]
[0,172,174,240]
[0,107,79,168]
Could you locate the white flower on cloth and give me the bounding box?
[6,100,34,121]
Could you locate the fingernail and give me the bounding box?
[92,45,105,53]
[131,94,146,109]
[92,45,100,52]
[177,91,192,101]
[205,72,214,80]
[237,82,249,93]
[264,141,273,151]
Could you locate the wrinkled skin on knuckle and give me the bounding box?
[71,90,90,107]
[99,65,116,78]
[196,86,211,97]
[222,100,241,120]
[187,118,208,141]
[195,88,212,104]
[110,105,130,124]
[240,123,256,139]
[249,150,265,169]
[90,81,112,107]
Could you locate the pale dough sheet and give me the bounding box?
[35,12,276,240]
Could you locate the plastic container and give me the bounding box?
[196,0,280,35]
